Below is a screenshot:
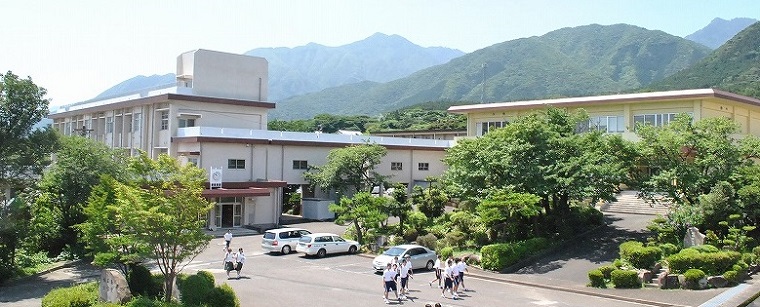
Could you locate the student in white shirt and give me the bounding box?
[429,255,442,289]
[441,259,458,299]
[234,248,246,279]
[450,259,461,296]
[382,263,400,304]
[402,255,413,293]
[223,230,233,249]
[399,259,412,299]
[223,248,234,278]
[457,258,469,291]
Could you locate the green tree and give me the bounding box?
[31,136,125,256]
[330,192,388,245]
[305,143,388,194]
[383,183,413,236]
[412,185,448,219]
[120,153,213,301]
[477,189,542,241]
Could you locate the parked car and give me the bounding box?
[261,228,312,254]
[296,233,360,257]
[372,244,437,272]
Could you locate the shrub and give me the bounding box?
[723,270,739,284]
[0,262,17,286]
[403,228,419,243]
[438,246,454,260]
[612,258,624,269]
[42,282,98,307]
[598,265,617,280]
[658,243,679,257]
[129,264,163,298]
[208,283,240,307]
[683,269,706,290]
[691,244,719,253]
[666,250,741,275]
[123,297,183,307]
[480,237,550,271]
[741,252,757,266]
[627,246,662,270]
[444,230,466,248]
[618,241,643,260]
[588,269,606,288]
[416,233,437,251]
[178,271,215,306]
[610,270,641,288]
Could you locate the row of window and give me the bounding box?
[477,112,691,135]
[226,159,430,171]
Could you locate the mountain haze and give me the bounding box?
[647,21,760,98]
[273,24,712,119]
[95,73,176,99]
[685,17,758,49]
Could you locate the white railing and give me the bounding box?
[177,127,454,148]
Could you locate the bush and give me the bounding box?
[618,241,643,260]
[403,228,419,243]
[444,230,466,248]
[599,265,617,280]
[416,233,437,251]
[480,237,551,271]
[124,297,182,307]
[0,262,17,286]
[658,243,679,257]
[208,283,240,307]
[610,270,641,288]
[723,270,739,284]
[666,250,742,275]
[741,252,757,267]
[588,269,606,288]
[683,269,706,289]
[618,241,661,269]
[612,258,624,269]
[438,246,454,260]
[691,244,719,253]
[42,282,98,307]
[177,271,215,306]
[129,264,163,298]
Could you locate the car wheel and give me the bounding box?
[281,245,291,254]
[348,245,357,254]
[426,260,434,271]
[317,248,327,258]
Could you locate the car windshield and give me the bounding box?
[299,236,312,243]
[263,232,275,240]
[383,247,406,256]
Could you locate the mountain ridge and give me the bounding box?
[685,17,758,49]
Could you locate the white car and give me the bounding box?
[372,244,437,272]
[260,228,312,254]
[296,233,360,257]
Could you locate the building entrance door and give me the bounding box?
[221,205,234,228]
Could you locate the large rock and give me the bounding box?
[638,270,653,284]
[658,272,679,289]
[708,276,728,288]
[683,226,706,248]
[99,269,132,303]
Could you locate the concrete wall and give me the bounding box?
[181,49,269,102]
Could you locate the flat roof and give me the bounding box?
[447,88,760,114]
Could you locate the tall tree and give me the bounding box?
[31,136,125,256]
[305,143,388,194]
[120,153,213,301]
[330,192,388,245]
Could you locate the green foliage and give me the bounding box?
[443,230,466,248]
[476,189,541,241]
[412,185,448,219]
[666,249,742,275]
[610,270,641,289]
[587,269,606,288]
[480,238,551,271]
[276,24,710,120]
[438,246,454,260]
[177,271,215,306]
[658,243,680,257]
[402,228,418,243]
[691,244,719,253]
[208,283,240,307]
[125,297,183,307]
[598,265,617,279]
[305,143,387,194]
[41,282,98,307]
[684,269,706,289]
[329,193,388,245]
[618,241,661,269]
[415,233,437,251]
[723,270,739,285]
[128,264,162,298]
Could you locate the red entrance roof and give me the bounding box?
[202,187,270,197]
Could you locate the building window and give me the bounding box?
[227,159,245,169]
[579,115,625,133]
[187,156,199,166]
[418,162,429,171]
[178,118,196,128]
[160,111,169,130]
[106,117,114,133]
[633,113,691,131]
[133,113,141,132]
[476,120,508,136]
[391,162,403,171]
[293,160,308,170]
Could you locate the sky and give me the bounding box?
[2,0,759,107]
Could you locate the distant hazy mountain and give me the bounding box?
[245,33,464,101]
[273,24,712,119]
[685,17,758,49]
[92,34,463,102]
[95,73,176,99]
[648,21,760,98]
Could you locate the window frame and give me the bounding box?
[227,159,246,170]
[292,160,308,170]
[418,162,429,171]
[391,162,403,171]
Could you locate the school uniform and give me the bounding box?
[383,268,398,292]
[399,265,411,292]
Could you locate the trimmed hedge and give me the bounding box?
[177,271,215,306]
[723,270,739,284]
[438,246,454,260]
[209,283,240,307]
[618,241,661,269]
[480,237,551,271]
[691,244,719,253]
[588,269,606,288]
[42,282,98,307]
[123,297,182,307]
[598,265,617,279]
[128,264,163,298]
[611,269,641,288]
[658,243,679,257]
[683,269,705,290]
[666,249,741,275]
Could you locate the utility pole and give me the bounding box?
[481,63,487,103]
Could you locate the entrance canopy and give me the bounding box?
[201,187,270,197]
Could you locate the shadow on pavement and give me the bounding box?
[0,263,100,304]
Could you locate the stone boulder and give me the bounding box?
[99,269,132,303]
[638,270,652,284]
[657,272,679,289]
[707,276,728,288]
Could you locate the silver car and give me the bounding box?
[260,228,312,254]
[372,244,437,272]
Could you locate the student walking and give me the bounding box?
[457,258,469,291]
[399,259,412,299]
[429,255,442,289]
[223,230,233,249]
[441,259,458,299]
[450,258,461,296]
[402,255,413,294]
[223,248,235,278]
[234,248,246,279]
[382,263,400,304]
